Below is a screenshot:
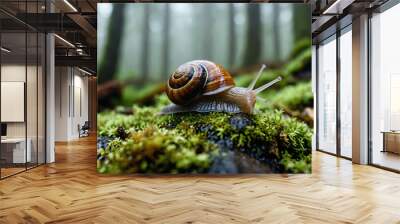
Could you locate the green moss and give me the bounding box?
[98,107,312,173]
[97,106,158,137]
[283,47,311,77]
[99,44,314,173]
[98,127,218,174]
[97,41,314,174]
[153,94,171,108]
[234,47,311,94]
[289,38,311,60]
[268,82,313,111]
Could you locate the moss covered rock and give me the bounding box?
[98,127,217,174]
[98,107,312,174]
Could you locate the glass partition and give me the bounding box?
[317,35,337,154]
[0,2,46,179]
[370,4,400,171]
[1,31,28,177]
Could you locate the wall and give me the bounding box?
[71,71,89,138]
[55,67,89,141]
[54,67,69,141]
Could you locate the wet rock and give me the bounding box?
[209,149,271,174]
[194,118,282,173]
[196,124,219,142]
[215,137,233,150]
[229,113,252,131]
[234,152,271,173]
[196,124,213,133]
[208,151,238,174]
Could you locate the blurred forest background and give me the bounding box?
[97,3,311,113]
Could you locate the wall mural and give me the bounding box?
[97,3,312,174]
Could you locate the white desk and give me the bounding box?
[1,138,31,163]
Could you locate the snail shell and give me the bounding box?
[166,60,235,105]
[161,60,282,115]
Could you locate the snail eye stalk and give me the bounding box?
[254,76,282,95]
[248,64,267,90]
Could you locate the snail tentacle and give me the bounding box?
[248,64,267,90]
[254,76,282,94]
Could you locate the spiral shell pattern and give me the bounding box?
[166,60,235,105]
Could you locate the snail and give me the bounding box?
[160,60,282,115]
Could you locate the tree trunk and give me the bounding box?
[202,4,214,59]
[161,4,171,80]
[141,4,150,82]
[272,4,281,62]
[242,4,262,67]
[293,5,310,41]
[98,4,125,84]
[228,3,236,67]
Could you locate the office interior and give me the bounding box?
[0,0,97,179]
[313,0,400,172]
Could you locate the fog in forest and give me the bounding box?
[98,3,310,84]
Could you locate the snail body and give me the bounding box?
[161,60,281,115]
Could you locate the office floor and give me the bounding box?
[0,167,25,177]
[0,136,400,223]
[1,163,44,178]
[372,150,400,171]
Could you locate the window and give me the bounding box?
[370,3,400,171]
[339,27,352,158]
[317,35,337,154]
